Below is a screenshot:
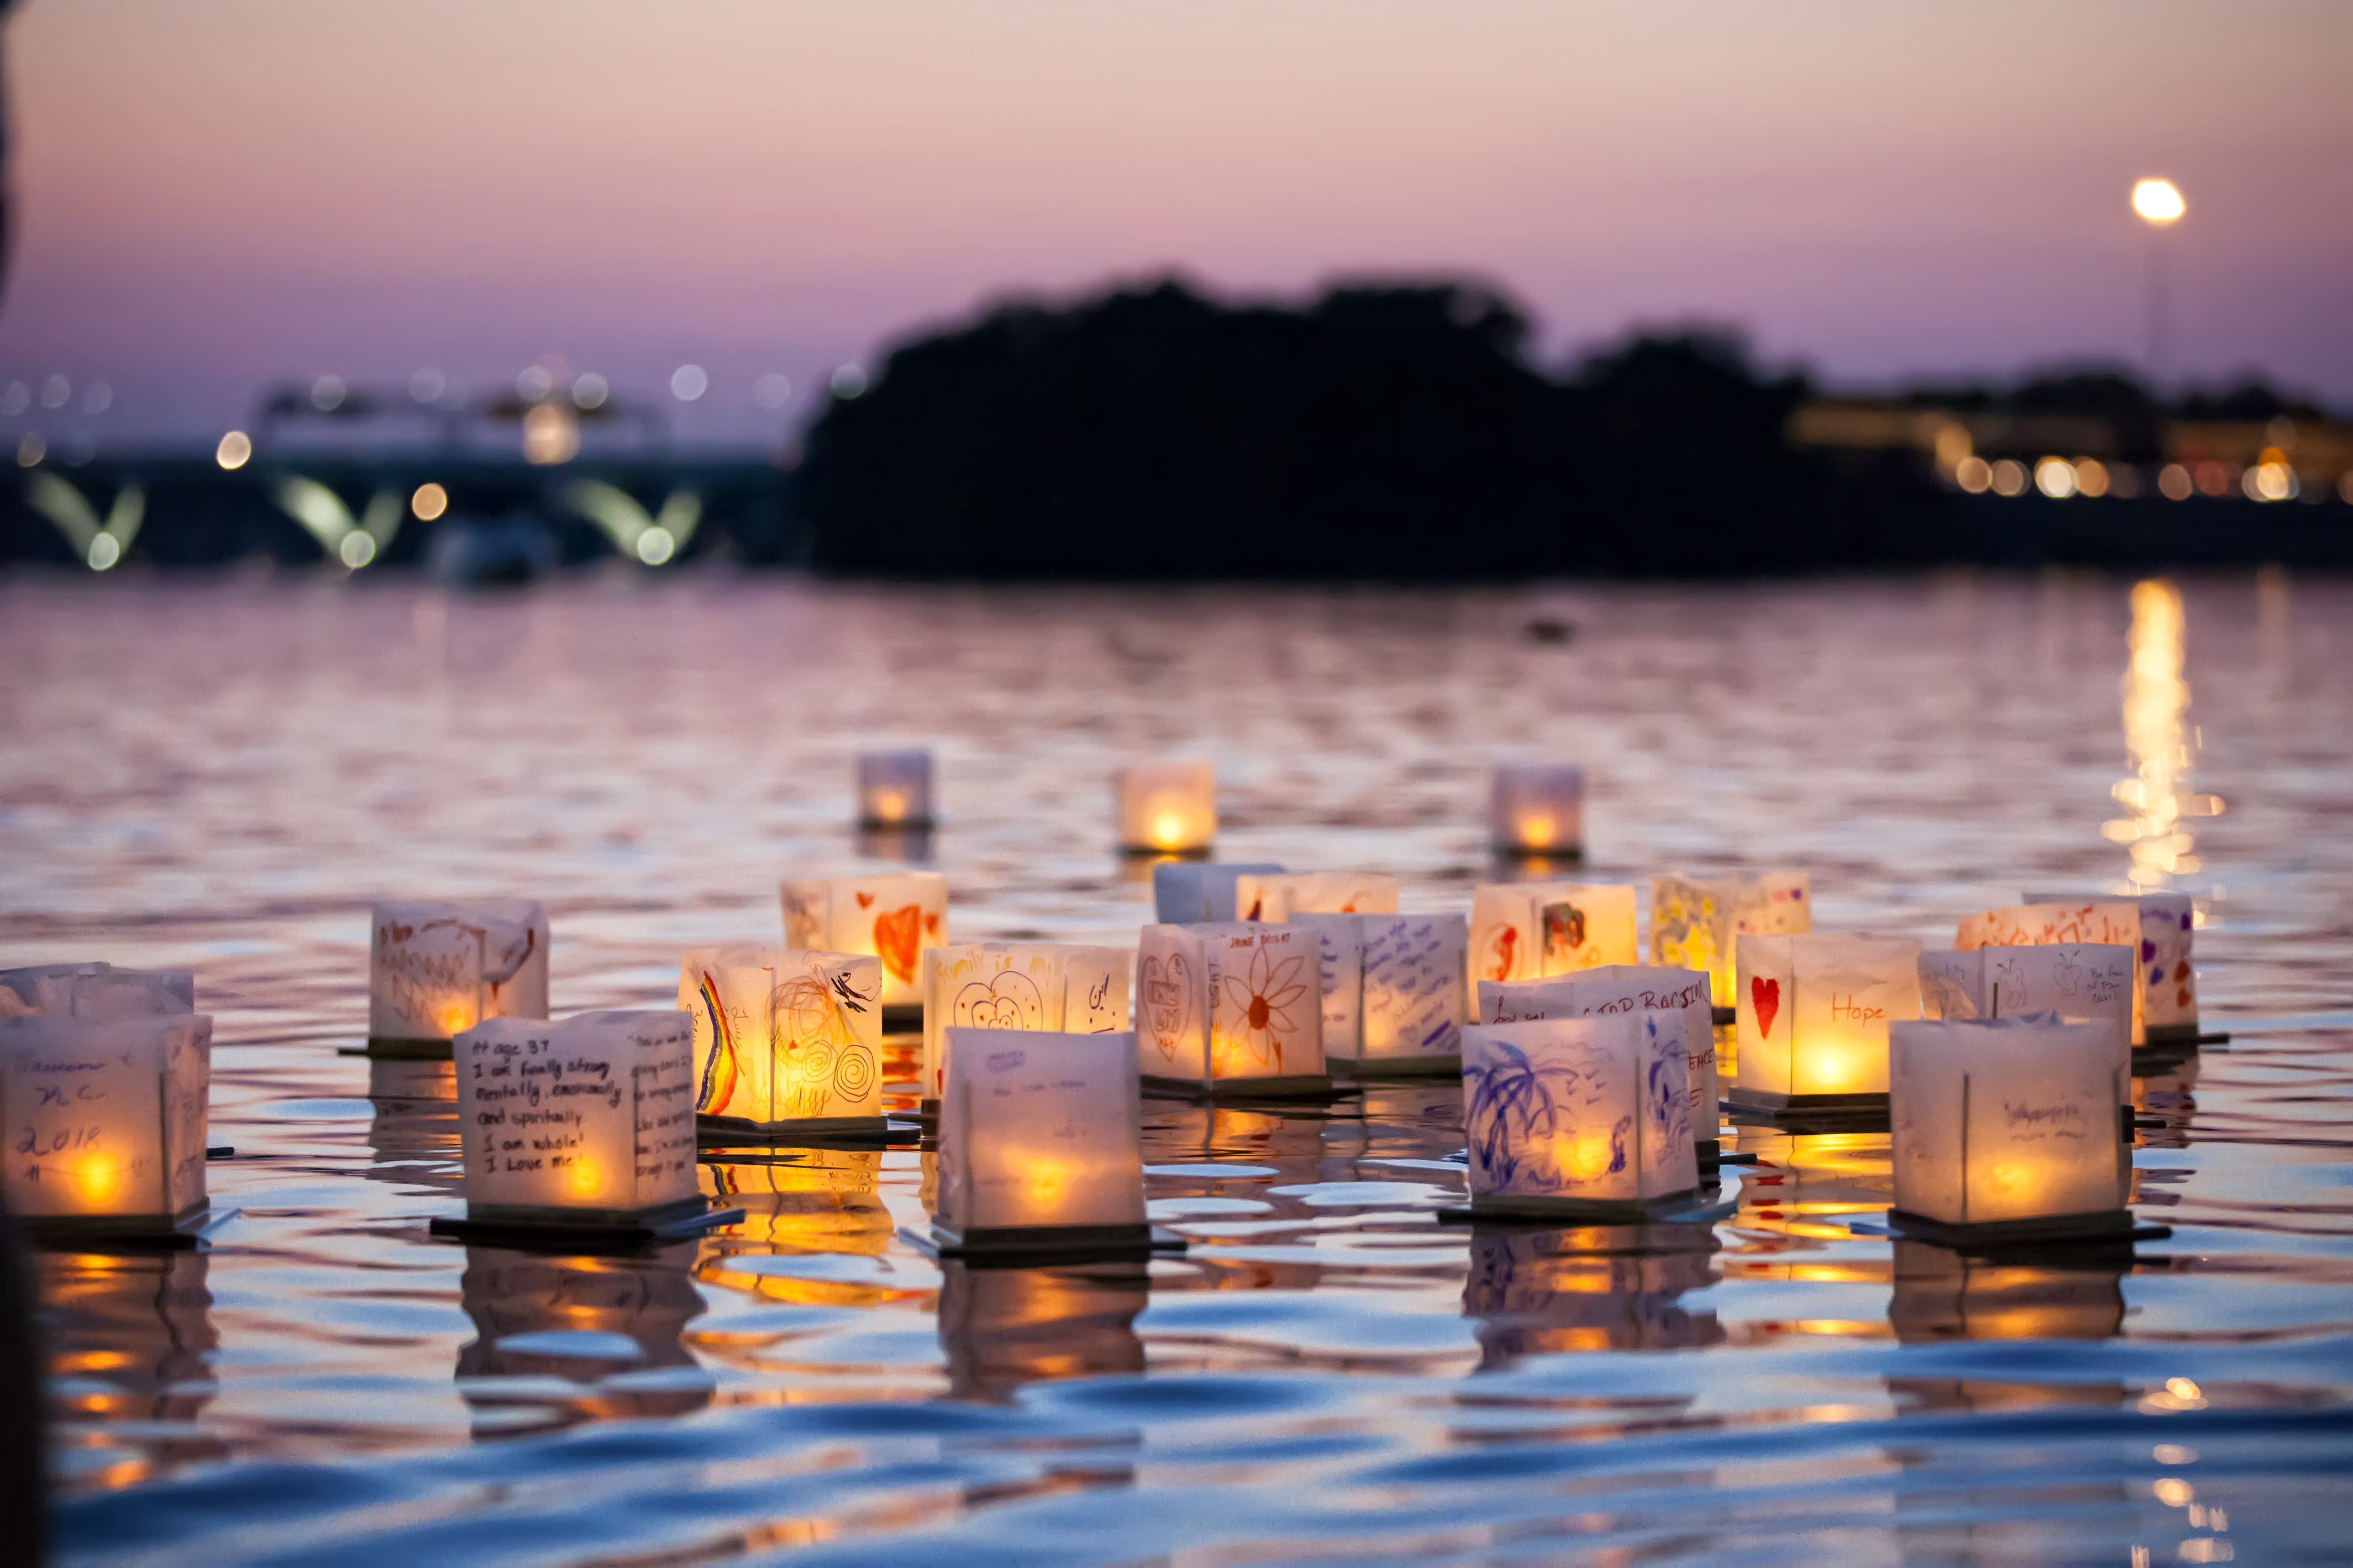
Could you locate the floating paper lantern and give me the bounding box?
[1115,762,1216,854]
[1231,872,1399,923]
[1732,933,1922,1113]
[1287,912,1468,1076]
[1151,861,1285,924]
[856,749,936,829]
[930,1026,1150,1258]
[1918,943,2135,1048]
[2018,891,2199,1043]
[780,871,947,1012]
[1490,764,1584,857]
[678,948,885,1134]
[1477,963,1718,1157]
[919,943,1131,1102]
[1957,900,2152,1044]
[446,1010,717,1239]
[1459,1013,1698,1218]
[1652,872,1810,1009]
[369,899,549,1054]
[1135,922,1329,1095]
[1888,1013,2133,1243]
[1469,882,1637,985]
[0,1011,213,1241]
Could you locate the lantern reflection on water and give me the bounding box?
[36,1247,220,1484]
[456,1242,711,1437]
[920,943,1129,1105]
[1136,923,1330,1096]
[368,899,548,1056]
[1888,1013,2134,1244]
[1457,1013,1698,1220]
[1463,1221,1724,1367]
[856,748,935,829]
[1731,932,1921,1116]
[1286,912,1468,1077]
[678,947,886,1136]
[1887,1239,2126,1344]
[0,1009,213,1241]
[1489,764,1585,857]
[939,1263,1149,1401]
[1115,762,1216,854]
[780,871,947,1015]
[931,1027,1151,1259]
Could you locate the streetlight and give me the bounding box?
[2132,178,2185,384]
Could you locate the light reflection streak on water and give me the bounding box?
[0,574,2347,1567]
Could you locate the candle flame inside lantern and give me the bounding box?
[870,788,909,824]
[1552,1129,1617,1185]
[1516,814,1556,850]
[1150,811,1188,850]
[71,1154,122,1206]
[435,1000,480,1038]
[565,1156,602,1197]
[1024,1156,1078,1208]
[1803,1042,1875,1095]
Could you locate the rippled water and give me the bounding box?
[4,569,2349,1568]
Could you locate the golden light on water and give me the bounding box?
[2132,177,2186,225]
[2105,579,2219,885]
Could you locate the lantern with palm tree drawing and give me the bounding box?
[1457,1013,1698,1219]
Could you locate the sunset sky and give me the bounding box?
[4,0,2349,443]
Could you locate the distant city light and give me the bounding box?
[2132,178,2186,226]
[754,372,793,410]
[2194,461,2231,496]
[411,481,449,521]
[670,364,709,402]
[2245,461,2297,502]
[830,363,868,399]
[571,372,609,410]
[410,368,447,404]
[87,533,122,571]
[2340,473,2353,505]
[1990,458,2028,497]
[522,403,580,464]
[517,365,556,402]
[2034,457,2079,499]
[1954,456,1993,494]
[311,375,347,412]
[216,431,253,470]
[16,433,45,467]
[2158,464,2193,501]
[40,373,71,410]
[2075,459,2111,498]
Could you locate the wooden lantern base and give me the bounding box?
[1723,1087,1891,1131]
[695,1112,901,1148]
[428,1194,741,1249]
[911,1220,1188,1265]
[1882,1207,2171,1251]
[1436,1186,1720,1226]
[1141,1072,1348,1103]
[343,1035,456,1060]
[1330,1052,1461,1081]
[1492,843,1584,863]
[2142,1022,2230,1048]
[1710,1005,1736,1027]
[19,1200,230,1250]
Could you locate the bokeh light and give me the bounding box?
[2033,457,2078,498]
[411,481,449,521]
[215,430,252,470]
[670,364,709,402]
[2132,177,2185,225]
[1990,458,2028,497]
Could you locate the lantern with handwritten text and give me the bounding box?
[0,1011,214,1241]
[931,1026,1150,1258]
[1490,765,1584,857]
[446,1010,714,1238]
[1135,922,1328,1096]
[920,943,1130,1104]
[1458,1013,1698,1219]
[1889,1013,2132,1243]
[1231,872,1399,923]
[369,899,549,1056]
[1115,762,1216,855]
[1918,944,2135,1047]
[856,749,936,830]
[2017,891,2199,1043]
[678,947,885,1136]
[1287,912,1468,1076]
[780,871,946,1014]
[1470,882,1637,986]
[1732,932,1921,1114]
[1477,963,1718,1160]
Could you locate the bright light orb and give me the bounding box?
[670,364,708,402]
[87,534,122,571]
[411,481,449,521]
[216,430,253,470]
[339,531,377,569]
[2035,457,2079,499]
[634,525,676,565]
[2132,178,2185,226]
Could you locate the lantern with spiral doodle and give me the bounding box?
[678,948,885,1135]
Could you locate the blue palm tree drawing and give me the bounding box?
[1465,1041,1564,1188]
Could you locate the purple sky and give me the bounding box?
[4,0,2348,445]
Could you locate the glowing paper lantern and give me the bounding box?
[1135,922,1328,1095]
[1287,912,1468,1075]
[0,962,108,1017]
[1469,883,1637,985]
[2018,891,2199,1043]
[1459,1013,1698,1218]
[1477,963,1718,1157]
[1115,762,1216,854]
[677,947,885,1134]
[919,943,1131,1101]
[369,899,549,1055]
[930,1026,1150,1258]
[1652,872,1810,1009]
[1231,872,1399,923]
[1957,900,2154,1044]
[0,1011,214,1240]
[856,749,936,829]
[1151,861,1284,924]
[1918,944,2135,1047]
[0,963,195,1020]
[446,1010,719,1239]
[1888,1013,2133,1242]
[1732,933,1921,1113]
[780,871,947,1012]
[1490,764,1585,856]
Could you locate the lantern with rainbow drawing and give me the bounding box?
[1135,922,1328,1096]
[0,1007,214,1241]
[856,749,935,830]
[1888,1012,2135,1245]
[919,943,1130,1106]
[1454,1012,1698,1221]
[1731,932,1920,1117]
[678,947,886,1137]
[1115,762,1216,855]
[1489,764,1585,858]
[369,899,549,1057]
[780,871,946,1018]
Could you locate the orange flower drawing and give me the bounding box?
[1220,946,1311,1070]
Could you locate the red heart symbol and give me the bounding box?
[923,912,940,935]
[854,891,875,909]
[1752,975,1781,1038]
[872,903,922,984]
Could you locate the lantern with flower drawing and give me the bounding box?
[1470,882,1637,986]
[930,1026,1151,1258]
[1287,912,1468,1076]
[856,749,935,830]
[1152,861,1285,924]
[780,871,946,1016]
[1732,932,1921,1114]
[2017,891,2199,1044]
[0,1009,214,1241]
[1477,963,1718,1160]
[678,948,886,1136]
[1115,762,1216,855]
[1456,1013,1698,1220]
[1135,922,1328,1096]
[443,1009,723,1240]
[369,899,549,1056]
[919,943,1130,1104]
[1231,872,1398,923]
[1888,1013,2133,1243]
[1489,765,1585,857]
